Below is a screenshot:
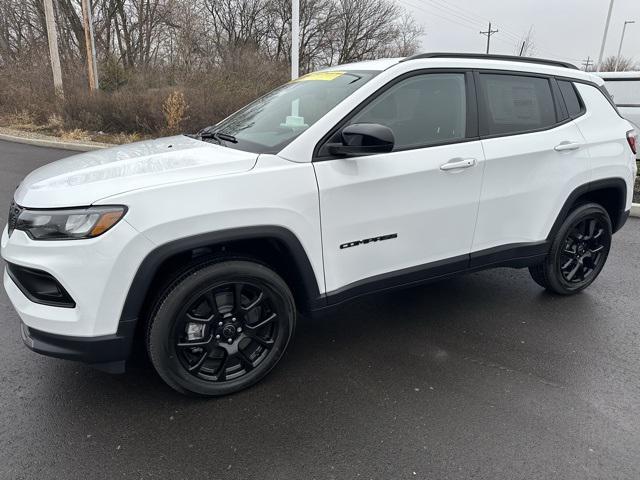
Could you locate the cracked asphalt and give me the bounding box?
[0,139,639,479]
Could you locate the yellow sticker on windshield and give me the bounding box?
[293,71,345,82]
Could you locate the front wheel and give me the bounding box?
[529,203,612,295]
[147,260,296,396]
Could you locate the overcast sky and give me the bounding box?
[399,0,639,69]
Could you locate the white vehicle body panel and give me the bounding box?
[573,82,636,211]
[99,154,325,291]
[315,141,485,292]
[15,135,258,208]
[1,220,154,336]
[472,121,591,251]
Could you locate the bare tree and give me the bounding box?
[380,12,423,58]
[0,0,46,65]
[514,26,535,57]
[0,0,425,73]
[599,55,638,72]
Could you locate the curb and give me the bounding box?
[0,132,108,152]
[631,203,640,218]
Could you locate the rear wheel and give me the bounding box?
[529,203,612,295]
[147,259,295,396]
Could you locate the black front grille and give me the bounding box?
[7,201,23,236]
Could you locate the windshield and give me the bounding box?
[201,70,378,153]
[604,79,640,106]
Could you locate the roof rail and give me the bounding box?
[400,52,579,70]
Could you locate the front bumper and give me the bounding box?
[1,221,154,337]
[20,320,136,373]
[2,218,156,371]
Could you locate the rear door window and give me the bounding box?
[479,74,557,136]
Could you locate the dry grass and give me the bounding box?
[92,131,145,144]
[0,56,287,144]
[163,90,189,134]
[59,128,92,142]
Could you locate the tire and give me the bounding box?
[528,203,612,295]
[147,259,296,396]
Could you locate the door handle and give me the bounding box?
[554,141,581,152]
[440,158,477,171]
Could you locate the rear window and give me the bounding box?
[557,80,584,117]
[604,79,640,106]
[480,74,557,135]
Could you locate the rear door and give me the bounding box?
[471,71,591,259]
[313,71,486,298]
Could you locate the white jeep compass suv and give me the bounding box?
[2,53,637,396]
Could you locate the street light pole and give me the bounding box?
[615,20,635,71]
[291,0,299,80]
[596,0,615,71]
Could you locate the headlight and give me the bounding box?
[13,205,127,240]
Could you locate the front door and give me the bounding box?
[313,72,485,299]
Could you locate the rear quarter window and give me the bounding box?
[557,80,585,117]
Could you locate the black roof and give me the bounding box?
[400,52,578,70]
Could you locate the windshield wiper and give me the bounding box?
[199,130,238,144]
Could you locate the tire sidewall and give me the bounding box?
[148,261,295,396]
[546,203,612,294]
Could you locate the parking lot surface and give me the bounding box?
[0,139,639,479]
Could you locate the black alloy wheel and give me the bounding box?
[175,282,279,382]
[147,260,295,396]
[557,216,608,285]
[529,203,612,295]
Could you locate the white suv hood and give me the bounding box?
[14,135,258,208]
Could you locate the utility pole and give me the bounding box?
[596,0,615,71]
[582,56,594,71]
[480,22,499,54]
[81,0,99,91]
[43,0,64,98]
[291,0,299,80]
[615,20,635,71]
[519,41,525,56]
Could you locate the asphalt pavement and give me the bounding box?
[0,139,639,480]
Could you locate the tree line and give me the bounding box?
[0,0,423,75]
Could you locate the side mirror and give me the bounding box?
[328,123,395,157]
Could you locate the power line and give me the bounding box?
[397,0,488,34]
[480,22,499,54]
[582,56,594,71]
[397,0,583,63]
[425,0,523,42]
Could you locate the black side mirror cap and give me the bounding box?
[328,123,395,157]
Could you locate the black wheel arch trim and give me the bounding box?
[119,226,324,327]
[547,177,628,239]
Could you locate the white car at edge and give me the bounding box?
[596,71,640,160]
[2,53,637,396]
